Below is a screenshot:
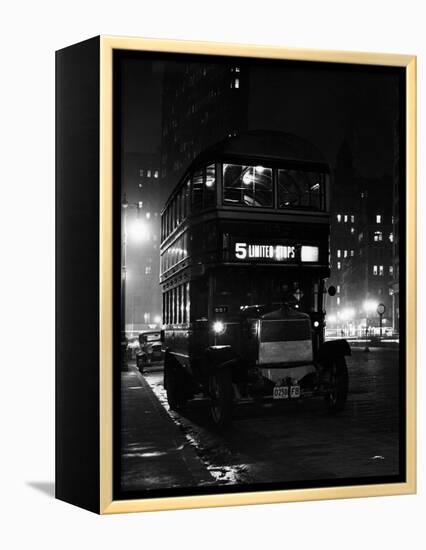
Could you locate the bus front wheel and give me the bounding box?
[208,368,234,429]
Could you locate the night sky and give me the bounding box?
[120,55,399,188]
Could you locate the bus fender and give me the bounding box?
[318,339,351,363]
[204,345,240,371]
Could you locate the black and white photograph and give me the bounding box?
[114,50,406,500]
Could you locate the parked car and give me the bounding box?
[136,330,163,372]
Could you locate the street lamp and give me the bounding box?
[363,299,378,351]
[121,194,144,336]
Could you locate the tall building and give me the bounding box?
[390,99,400,334]
[122,151,162,331]
[160,61,249,194]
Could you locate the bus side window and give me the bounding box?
[204,164,216,207]
[192,170,204,211]
[185,179,190,217]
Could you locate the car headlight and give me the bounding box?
[212,321,226,335]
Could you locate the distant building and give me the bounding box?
[160,61,249,194]
[328,141,394,335]
[122,151,162,331]
[390,106,400,334]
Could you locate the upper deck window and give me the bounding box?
[223,164,273,207]
[277,170,324,210]
[191,164,216,211]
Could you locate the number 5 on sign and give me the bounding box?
[235,242,247,259]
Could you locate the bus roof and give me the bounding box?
[194,130,328,167]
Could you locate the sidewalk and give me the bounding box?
[120,366,215,492]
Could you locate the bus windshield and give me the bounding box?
[222,163,325,210]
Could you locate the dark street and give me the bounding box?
[120,347,400,492]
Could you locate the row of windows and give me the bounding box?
[373,265,394,276]
[163,283,190,325]
[337,249,355,258]
[139,168,159,179]
[223,164,325,210]
[336,214,355,223]
[161,163,326,241]
[336,214,384,224]
[160,233,189,275]
[161,164,216,241]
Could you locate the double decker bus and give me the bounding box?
[160,130,350,427]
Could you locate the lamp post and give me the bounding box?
[121,195,146,336]
[363,299,378,352]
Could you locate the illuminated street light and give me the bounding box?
[128,218,150,243]
[363,300,378,313]
[121,195,147,338]
[340,308,355,321]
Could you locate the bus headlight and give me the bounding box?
[212,321,226,335]
[313,321,320,328]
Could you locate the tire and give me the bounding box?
[164,354,186,411]
[325,357,348,412]
[208,368,234,429]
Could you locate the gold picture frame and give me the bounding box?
[57,35,416,514]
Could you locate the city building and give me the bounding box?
[160,61,249,193]
[122,151,162,331]
[328,141,394,336]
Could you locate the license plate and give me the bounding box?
[273,386,289,399]
[290,385,300,398]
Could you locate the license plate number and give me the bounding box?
[273,386,289,399]
[290,385,300,398]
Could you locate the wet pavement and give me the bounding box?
[121,347,400,492]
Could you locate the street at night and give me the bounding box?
[120,346,400,493]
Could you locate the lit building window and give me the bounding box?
[350,226,355,234]
[351,215,355,223]
[138,201,143,209]
[379,265,384,276]
[139,169,144,177]
[358,232,364,242]
[145,266,152,275]
[337,285,340,294]
[350,250,354,257]
[146,212,151,219]
[373,265,378,275]
[337,297,340,305]
[376,214,381,223]
[374,231,383,242]
[337,214,341,222]
[337,262,341,270]
[147,170,151,178]
[154,170,159,178]
[235,66,240,72]
[344,215,348,223]
[337,250,341,258]
[234,78,240,89]
[389,266,394,275]
[389,233,394,242]
[344,250,348,258]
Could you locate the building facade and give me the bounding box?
[160,60,250,194]
[328,141,395,336]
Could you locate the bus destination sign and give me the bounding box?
[234,242,319,263]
